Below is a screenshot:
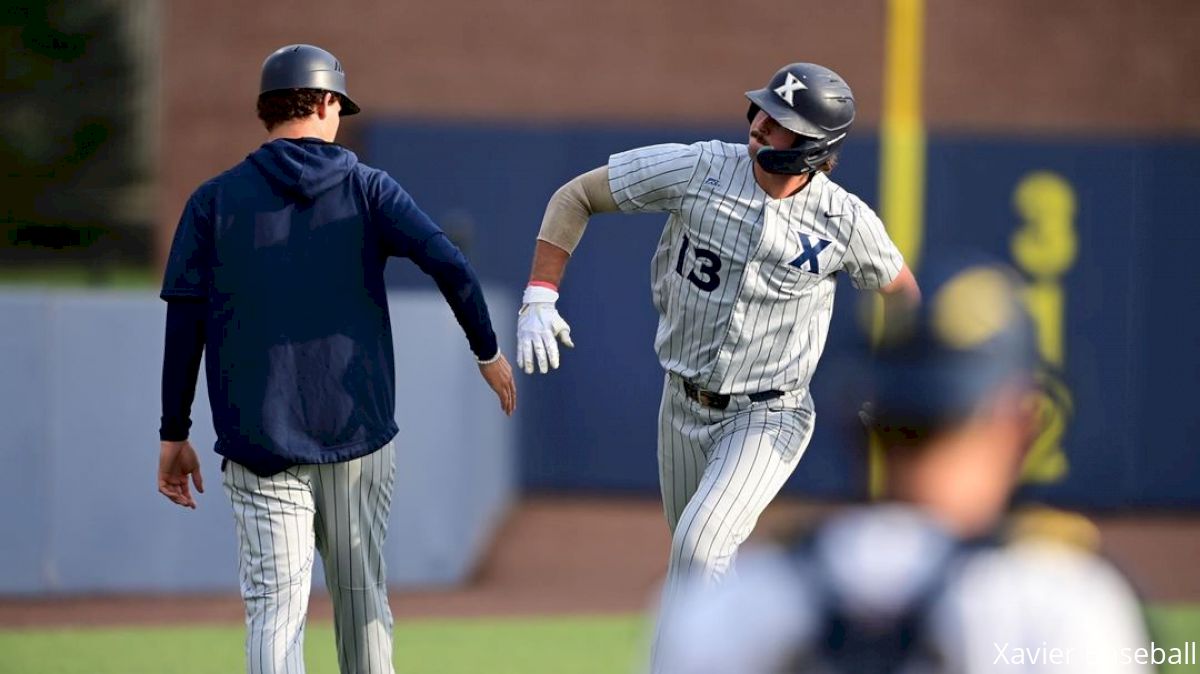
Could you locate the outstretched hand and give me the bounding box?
[516,297,574,374]
[479,354,517,415]
[158,440,204,509]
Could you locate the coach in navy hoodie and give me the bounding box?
[156,44,515,674]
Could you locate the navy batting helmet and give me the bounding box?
[745,63,854,175]
[260,44,361,116]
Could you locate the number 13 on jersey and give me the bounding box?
[675,234,723,291]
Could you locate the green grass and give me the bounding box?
[1148,605,1200,673]
[0,607,1195,674]
[0,263,156,289]
[0,614,649,674]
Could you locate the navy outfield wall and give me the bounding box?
[922,138,1200,509]
[362,122,1200,509]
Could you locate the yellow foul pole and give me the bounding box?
[869,0,927,498]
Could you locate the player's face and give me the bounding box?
[747,110,799,158]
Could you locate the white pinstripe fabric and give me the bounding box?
[657,374,814,585]
[609,140,902,674]
[649,375,815,673]
[222,442,396,674]
[609,140,903,394]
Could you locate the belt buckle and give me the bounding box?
[686,378,729,410]
[683,380,729,410]
[697,389,729,410]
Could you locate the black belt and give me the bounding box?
[681,380,784,411]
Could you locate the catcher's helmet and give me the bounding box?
[260,44,361,116]
[867,255,1037,432]
[745,63,854,175]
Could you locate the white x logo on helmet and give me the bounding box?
[773,72,807,106]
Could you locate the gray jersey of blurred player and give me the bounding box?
[655,507,1154,674]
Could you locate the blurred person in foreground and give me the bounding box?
[156,44,515,674]
[652,258,1153,673]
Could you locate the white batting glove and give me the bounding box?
[516,284,574,375]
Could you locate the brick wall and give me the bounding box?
[158,0,1200,258]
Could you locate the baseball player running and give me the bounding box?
[157,44,515,674]
[516,62,919,664]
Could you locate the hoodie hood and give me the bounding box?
[249,138,357,201]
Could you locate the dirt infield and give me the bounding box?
[1,497,1197,628]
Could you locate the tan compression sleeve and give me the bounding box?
[536,165,618,254]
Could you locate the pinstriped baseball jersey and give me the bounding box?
[608,140,903,394]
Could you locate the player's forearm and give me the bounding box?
[529,239,571,288]
[160,299,206,441]
[412,232,500,360]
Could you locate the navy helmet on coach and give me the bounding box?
[260,44,361,115]
[746,63,855,175]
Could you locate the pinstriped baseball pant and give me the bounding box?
[222,442,396,674]
[650,377,814,672]
[657,375,814,586]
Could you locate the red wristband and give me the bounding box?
[528,280,558,292]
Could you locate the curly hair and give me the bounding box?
[257,89,340,131]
